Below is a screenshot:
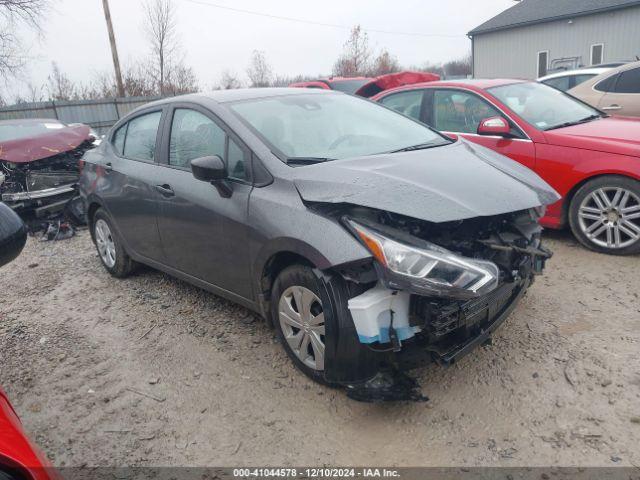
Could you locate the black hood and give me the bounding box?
[293,139,560,223]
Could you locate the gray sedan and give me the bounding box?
[79,88,558,401]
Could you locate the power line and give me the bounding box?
[181,0,465,38]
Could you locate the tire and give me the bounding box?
[271,265,329,384]
[92,209,137,277]
[569,175,640,255]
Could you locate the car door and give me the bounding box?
[154,104,253,299]
[424,88,537,170]
[100,109,165,261]
[597,66,640,116]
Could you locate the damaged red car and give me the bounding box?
[0,118,97,223]
[290,71,440,97]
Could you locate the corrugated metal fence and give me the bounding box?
[0,96,164,135]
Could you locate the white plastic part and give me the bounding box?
[347,284,419,344]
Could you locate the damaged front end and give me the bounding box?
[1,155,83,219]
[316,205,551,402]
[0,121,96,226]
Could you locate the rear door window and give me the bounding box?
[613,67,640,93]
[379,90,425,121]
[595,74,618,92]
[122,111,162,162]
[542,76,571,91]
[571,74,597,88]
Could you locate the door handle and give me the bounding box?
[104,162,113,172]
[155,184,175,197]
[602,104,622,111]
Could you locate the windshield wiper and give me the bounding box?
[285,157,334,166]
[391,140,448,153]
[546,114,602,130]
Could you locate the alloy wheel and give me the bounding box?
[94,219,117,268]
[278,285,325,371]
[578,187,640,250]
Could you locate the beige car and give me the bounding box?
[570,61,640,117]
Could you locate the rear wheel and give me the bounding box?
[271,265,328,384]
[92,209,137,277]
[569,176,640,255]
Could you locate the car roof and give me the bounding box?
[378,78,529,94]
[144,88,338,108]
[538,68,612,80]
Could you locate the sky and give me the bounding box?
[7,0,516,98]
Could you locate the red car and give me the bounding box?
[0,204,56,480]
[373,79,640,255]
[290,71,440,97]
[0,388,57,480]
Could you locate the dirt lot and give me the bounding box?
[1,229,639,467]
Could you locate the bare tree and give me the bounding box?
[46,62,76,100]
[143,0,178,95]
[413,61,445,78]
[332,25,372,77]
[0,0,50,79]
[216,70,243,89]
[25,80,43,102]
[370,49,400,76]
[442,53,472,78]
[246,50,272,88]
[122,62,157,97]
[164,61,198,95]
[269,73,319,87]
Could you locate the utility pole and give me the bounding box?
[101,0,125,97]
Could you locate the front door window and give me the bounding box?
[432,90,501,134]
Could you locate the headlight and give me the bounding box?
[346,219,499,299]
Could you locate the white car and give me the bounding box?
[538,67,614,92]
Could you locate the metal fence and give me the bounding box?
[0,96,164,135]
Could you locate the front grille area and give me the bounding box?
[411,281,519,340]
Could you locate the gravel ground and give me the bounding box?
[0,229,639,468]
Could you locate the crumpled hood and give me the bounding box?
[293,139,560,223]
[543,116,640,158]
[0,123,91,163]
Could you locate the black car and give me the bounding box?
[79,88,559,401]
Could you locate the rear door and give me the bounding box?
[598,66,640,116]
[101,109,165,261]
[154,103,254,298]
[424,88,537,170]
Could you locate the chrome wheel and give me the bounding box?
[94,219,117,268]
[278,286,325,371]
[578,187,640,249]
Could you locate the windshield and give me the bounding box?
[0,120,66,142]
[328,79,370,94]
[229,93,448,162]
[488,82,601,130]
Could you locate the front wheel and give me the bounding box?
[271,265,328,384]
[569,176,640,255]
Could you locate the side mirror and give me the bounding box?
[191,155,227,182]
[190,155,232,198]
[477,116,511,137]
[0,202,27,268]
